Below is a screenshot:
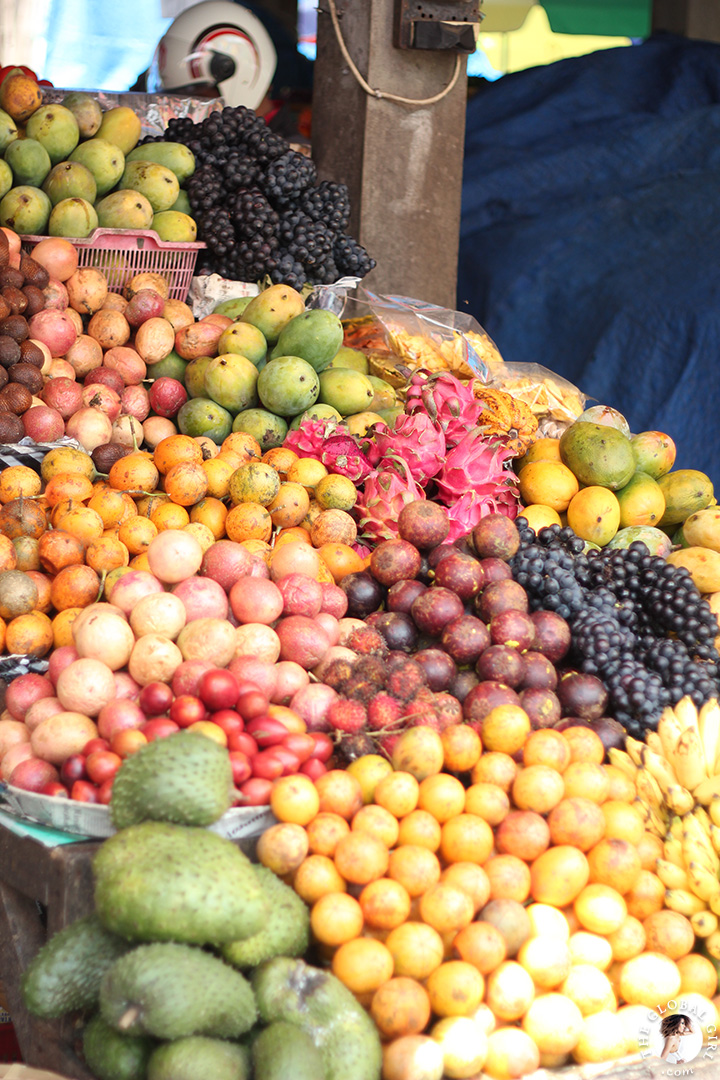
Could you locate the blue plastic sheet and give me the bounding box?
[458,34,720,486]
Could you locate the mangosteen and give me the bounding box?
[339,571,385,619]
[411,586,464,636]
[476,578,529,621]
[472,514,521,560]
[478,557,513,584]
[397,499,450,549]
[557,671,609,720]
[414,648,457,691]
[441,614,491,665]
[463,680,521,722]
[435,692,463,728]
[476,644,524,688]
[387,578,427,614]
[529,610,571,664]
[370,538,422,587]
[520,687,562,729]
[489,609,536,651]
[519,651,558,691]
[588,716,626,753]
[449,669,479,703]
[428,543,456,569]
[434,552,485,601]
[372,611,418,653]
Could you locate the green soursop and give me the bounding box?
[82,1014,155,1080]
[252,958,382,1080]
[252,1021,323,1080]
[222,866,309,970]
[21,914,132,1019]
[93,822,265,945]
[110,731,233,828]
[100,943,256,1040]
[148,1036,250,1080]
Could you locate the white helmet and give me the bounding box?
[148,1,277,110]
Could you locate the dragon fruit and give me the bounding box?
[435,429,519,533]
[406,370,484,448]
[284,418,373,481]
[368,413,446,484]
[283,417,335,458]
[355,460,425,543]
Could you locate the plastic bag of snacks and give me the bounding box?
[485,362,587,438]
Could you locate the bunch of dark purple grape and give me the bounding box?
[142,106,375,287]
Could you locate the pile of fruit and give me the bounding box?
[0,69,375,287]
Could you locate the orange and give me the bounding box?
[225,502,272,543]
[601,801,645,846]
[345,754,393,804]
[118,515,158,555]
[512,765,565,815]
[352,804,400,848]
[439,814,494,865]
[484,1029,540,1080]
[256,822,309,875]
[306,811,351,856]
[587,838,642,895]
[370,977,431,1039]
[374,771,419,818]
[485,855,532,903]
[440,863,491,914]
[485,960,536,1021]
[292,855,346,904]
[453,920,507,975]
[561,726,605,765]
[25,571,51,613]
[150,501,191,532]
[315,769,364,820]
[0,465,42,503]
[560,964,615,1017]
[85,536,130,573]
[333,831,389,885]
[522,728,572,773]
[201,456,235,499]
[417,773,466,824]
[636,832,664,872]
[261,446,298,479]
[387,845,441,898]
[359,878,412,930]
[287,457,328,492]
[310,892,363,947]
[574,883,627,936]
[419,883,474,935]
[426,960,484,1018]
[463,782,511,826]
[163,461,208,507]
[316,543,364,583]
[43,472,93,506]
[607,915,646,962]
[129,553,152,572]
[135,492,169,517]
[5,610,53,657]
[189,497,228,540]
[52,607,81,648]
[518,504,563,532]
[481,704,531,755]
[49,564,100,611]
[12,537,40,573]
[273,526,313,549]
[331,937,394,997]
[221,430,262,462]
[228,462,280,506]
[642,910,695,960]
[184,522,215,552]
[386,921,444,980]
[567,930,613,970]
[54,505,104,547]
[397,809,442,851]
[153,434,204,474]
[37,530,83,574]
[440,724,482,773]
[563,761,611,804]
[529,846,590,907]
[676,953,718,998]
[267,482,310,529]
[270,773,320,825]
[470,751,518,791]
[603,765,636,804]
[518,460,579,512]
[517,438,563,468]
[547,798,606,852]
[108,452,159,493]
[88,489,136,529]
[311,509,358,547]
[315,473,357,512]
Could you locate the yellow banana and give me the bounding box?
[675,694,701,734]
[710,795,720,829]
[683,814,719,875]
[668,815,685,843]
[664,785,695,817]
[645,731,665,757]
[608,748,637,780]
[672,726,708,791]
[664,835,686,869]
[646,803,669,838]
[689,773,720,806]
[642,747,679,790]
[710,892,720,917]
[665,888,708,916]
[687,861,720,903]
[694,805,714,834]
[659,706,686,763]
[625,737,646,767]
[705,929,720,960]
[635,768,666,813]
[691,909,719,938]
[655,858,690,890]
[710,823,720,856]
[699,698,720,777]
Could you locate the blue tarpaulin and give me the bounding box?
[458,34,720,486]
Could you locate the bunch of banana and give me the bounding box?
[609,695,720,955]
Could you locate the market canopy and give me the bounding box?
[482,0,652,37]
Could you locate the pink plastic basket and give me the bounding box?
[22,228,206,302]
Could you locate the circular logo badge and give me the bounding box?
[637,998,719,1073]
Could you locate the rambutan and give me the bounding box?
[337,732,376,764]
[347,625,388,658]
[353,655,388,687]
[435,692,464,729]
[344,678,381,704]
[323,657,357,691]
[367,692,404,731]
[402,686,441,729]
[386,658,427,702]
[377,731,402,761]
[327,697,367,734]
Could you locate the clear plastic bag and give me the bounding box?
[485,361,587,435]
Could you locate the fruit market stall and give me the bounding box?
[1,69,720,1080]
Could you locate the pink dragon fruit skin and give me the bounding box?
[406,370,484,449]
[435,429,520,528]
[283,417,333,458]
[371,413,446,484]
[355,462,425,543]
[320,435,374,482]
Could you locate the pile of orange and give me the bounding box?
[0,434,367,658]
[258,713,720,1080]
